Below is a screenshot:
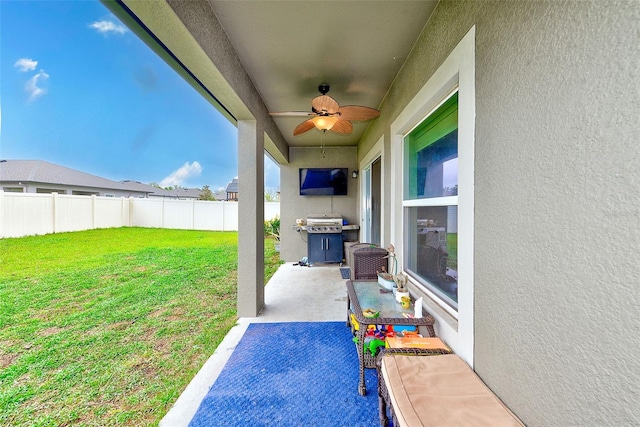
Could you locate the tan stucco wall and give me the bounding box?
[280,147,359,262]
[359,0,640,425]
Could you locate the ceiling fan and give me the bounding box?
[270,84,380,136]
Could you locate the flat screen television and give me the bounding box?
[299,168,348,196]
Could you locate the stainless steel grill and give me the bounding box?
[306,214,343,233]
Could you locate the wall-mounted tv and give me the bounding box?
[299,168,348,196]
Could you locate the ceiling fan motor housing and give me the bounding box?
[318,84,330,95]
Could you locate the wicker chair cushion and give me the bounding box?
[380,353,524,427]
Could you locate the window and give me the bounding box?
[72,190,99,196]
[36,188,66,194]
[403,92,459,309]
[391,25,474,364]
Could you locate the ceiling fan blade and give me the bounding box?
[330,119,353,135]
[293,119,316,136]
[311,95,339,114]
[270,111,315,117]
[336,105,380,121]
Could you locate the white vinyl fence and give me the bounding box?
[0,191,280,239]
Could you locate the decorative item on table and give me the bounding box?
[377,244,398,290]
[414,297,423,318]
[362,308,380,318]
[394,273,410,303]
[376,267,395,291]
[400,296,411,309]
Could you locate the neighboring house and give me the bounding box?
[0,160,202,199]
[0,159,152,197]
[225,178,238,201]
[144,184,202,199]
[213,189,227,201]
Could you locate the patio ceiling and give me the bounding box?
[110,1,438,154]
[207,1,438,149]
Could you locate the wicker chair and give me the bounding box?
[347,243,388,281]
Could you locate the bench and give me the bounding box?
[376,349,524,427]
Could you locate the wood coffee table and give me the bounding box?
[345,280,436,395]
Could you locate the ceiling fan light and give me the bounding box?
[312,116,338,131]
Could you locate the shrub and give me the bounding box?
[264,216,280,241]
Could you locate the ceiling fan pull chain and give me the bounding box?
[321,130,326,157]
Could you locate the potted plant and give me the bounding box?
[393,273,410,303]
[377,244,398,290]
[265,216,281,252]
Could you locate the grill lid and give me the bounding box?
[306,214,343,233]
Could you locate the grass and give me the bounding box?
[447,233,458,270]
[0,227,283,426]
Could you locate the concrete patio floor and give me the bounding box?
[160,262,348,426]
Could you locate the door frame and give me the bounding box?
[360,137,384,245]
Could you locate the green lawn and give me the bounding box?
[0,227,282,426]
[447,233,458,270]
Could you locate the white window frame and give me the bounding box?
[403,90,459,310]
[390,26,475,365]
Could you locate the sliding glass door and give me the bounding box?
[361,157,381,245]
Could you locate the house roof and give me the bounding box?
[120,181,202,198]
[0,159,152,194]
[225,178,238,193]
[165,187,202,199]
[0,159,203,198]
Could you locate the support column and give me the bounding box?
[237,120,265,317]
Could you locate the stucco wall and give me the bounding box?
[280,146,358,262]
[359,1,640,425]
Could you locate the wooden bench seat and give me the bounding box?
[377,349,524,426]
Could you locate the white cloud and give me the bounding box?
[14,58,38,72]
[160,161,203,188]
[25,70,50,101]
[89,20,127,35]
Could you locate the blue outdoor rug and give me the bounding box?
[189,321,381,427]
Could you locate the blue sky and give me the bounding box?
[1,1,280,192]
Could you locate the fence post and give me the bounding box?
[91,195,96,229]
[191,199,195,230]
[121,197,126,227]
[222,200,226,231]
[0,191,4,238]
[52,192,58,233]
[128,197,134,226]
